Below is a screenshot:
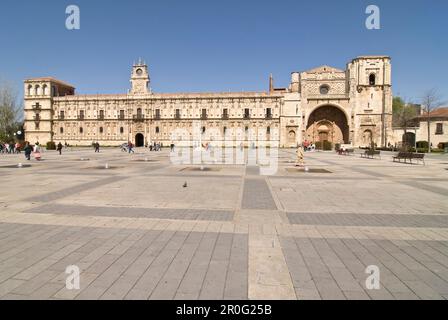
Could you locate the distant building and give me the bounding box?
[23,56,393,148]
[392,107,448,148]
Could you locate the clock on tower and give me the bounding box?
[130,59,150,94]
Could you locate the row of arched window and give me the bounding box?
[153,126,272,135]
[27,84,52,96]
[60,125,274,136]
[60,127,126,134]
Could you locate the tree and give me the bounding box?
[421,89,443,152]
[392,96,405,121]
[0,81,21,142]
[393,97,419,150]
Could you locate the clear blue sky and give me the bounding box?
[0,0,447,103]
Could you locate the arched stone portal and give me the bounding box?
[362,129,373,146]
[288,130,296,146]
[306,105,349,145]
[135,133,144,147]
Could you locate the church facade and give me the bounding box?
[23,56,393,148]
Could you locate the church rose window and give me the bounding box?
[319,85,330,95]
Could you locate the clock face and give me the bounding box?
[136,68,143,75]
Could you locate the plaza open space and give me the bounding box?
[0,147,447,300]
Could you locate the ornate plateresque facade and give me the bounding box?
[23,56,393,148]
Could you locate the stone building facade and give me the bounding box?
[391,107,448,149]
[23,56,393,148]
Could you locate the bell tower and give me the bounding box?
[130,58,150,94]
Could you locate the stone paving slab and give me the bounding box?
[280,236,448,299]
[242,178,277,210]
[24,176,126,203]
[286,212,448,228]
[25,204,234,221]
[0,222,249,300]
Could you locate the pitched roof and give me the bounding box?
[417,107,448,119]
[24,77,75,88]
[428,107,448,117]
[303,65,345,74]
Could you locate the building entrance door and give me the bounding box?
[135,133,144,147]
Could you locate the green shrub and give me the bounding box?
[46,141,56,150]
[416,141,429,149]
[431,148,444,153]
[437,142,448,149]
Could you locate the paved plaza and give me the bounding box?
[0,147,448,300]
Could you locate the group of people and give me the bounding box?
[121,141,135,153]
[16,142,42,161]
[302,140,316,152]
[148,141,163,151]
[1,141,42,160]
[0,142,22,154]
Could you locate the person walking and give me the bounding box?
[33,143,42,161]
[24,142,32,161]
[170,142,175,152]
[295,145,305,167]
[128,141,134,154]
[15,142,21,154]
[95,142,100,153]
[57,142,63,155]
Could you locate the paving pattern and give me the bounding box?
[242,179,278,210]
[286,212,448,228]
[27,204,234,221]
[0,147,448,300]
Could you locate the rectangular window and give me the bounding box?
[266,108,272,118]
[99,110,104,120]
[222,108,229,119]
[119,110,125,120]
[60,111,65,120]
[155,109,161,120]
[175,109,181,119]
[244,108,250,119]
[435,123,443,135]
[201,109,207,119]
[79,110,84,120]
